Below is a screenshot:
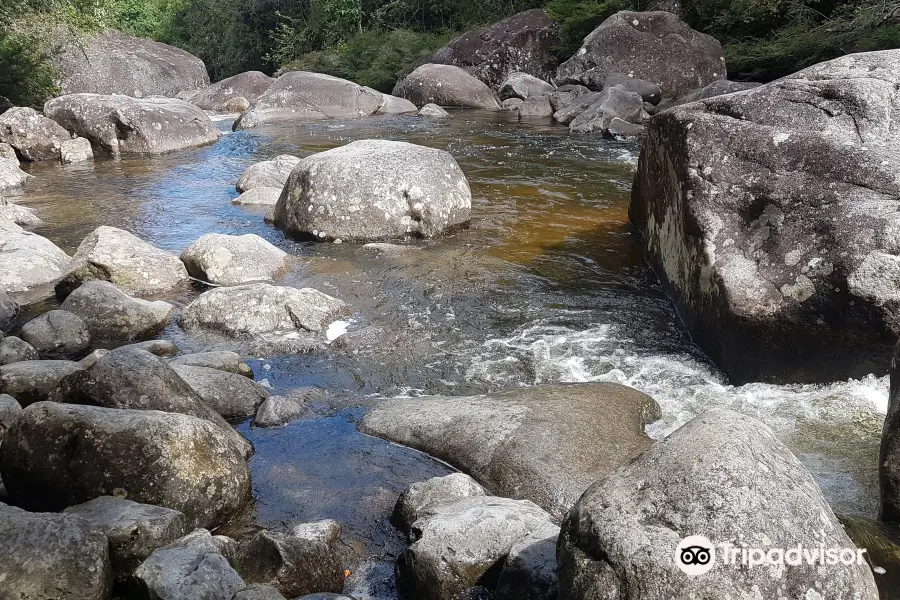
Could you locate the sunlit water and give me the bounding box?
[9,110,888,593]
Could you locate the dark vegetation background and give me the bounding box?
[3,0,900,106]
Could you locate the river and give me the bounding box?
[11,109,889,597]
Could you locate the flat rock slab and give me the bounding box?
[44,94,220,155]
[360,382,660,519]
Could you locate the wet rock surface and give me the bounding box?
[392,473,487,536]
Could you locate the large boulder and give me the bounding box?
[499,72,555,100]
[170,364,269,420]
[180,233,289,285]
[274,139,471,242]
[0,360,84,406]
[234,71,383,129]
[44,94,220,155]
[53,345,252,456]
[236,155,300,193]
[180,283,349,337]
[0,402,252,529]
[54,29,209,97]
[0,157,31,192]
[424,9,559,89]
[630,50,900,383]
[56,225,190,299]
[192,71,275,111]
[0,503,113,600]
[360,383,660,519]
[63,496,189,580]
[555,11,725,99]
[60,280,174,343]
[0,106,72,161]
[394,64,500,110]
[397,496,556,600]
[134,529,245,600]
[231,521,344,597]
[557,410,878,599]
[19,309,92,360]
[0,221,70,294]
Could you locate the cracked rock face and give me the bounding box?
[557,410,878,600]
[631,49,900,383]
[44,94,220,156]
[234,71,383,130]
[274,139,472,242]
[555,10,724,99]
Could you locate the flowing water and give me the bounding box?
[9,110,889,596]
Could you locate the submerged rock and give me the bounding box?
[134,529,246,600]
[556,410,877,600]
[555,11,724,99]
[0,402,252,529]
[235,71,383,129]
[0,503,113,600]
[394,64,500,110]
[0,359,83,406]
[0,221,71,294]
[236,155,300,193]
[63,496,189,579]
[60,280,174,343]
[360,383,659,519]
[275,139,471,242]
[53,29,209,97]
[630,50,900,382]
[231,521,344,597]
[0,106,71,161]
[192,71,274,112]
[392,473,487,536]
[423,9,559,88]
[398,496,556,600]
[180,233,290,285]
[56,225,189,299]
[44,94,221,155]
[180,283,349,337]
[171,364,269,420]
[19,309,92,360]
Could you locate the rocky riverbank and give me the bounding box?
[0,6,898,600]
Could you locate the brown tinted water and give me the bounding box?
[9,110,889,598]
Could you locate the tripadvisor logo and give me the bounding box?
[675,535,868,577]
[676,535,715,576]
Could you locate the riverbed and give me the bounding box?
[10,110,889,597]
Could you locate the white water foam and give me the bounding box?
[466,321,888,516]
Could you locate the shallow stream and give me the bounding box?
[11,110,889,597]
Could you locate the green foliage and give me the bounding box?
[281,28,454,92]
[545,0,642,60]
[0,25,58,106]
